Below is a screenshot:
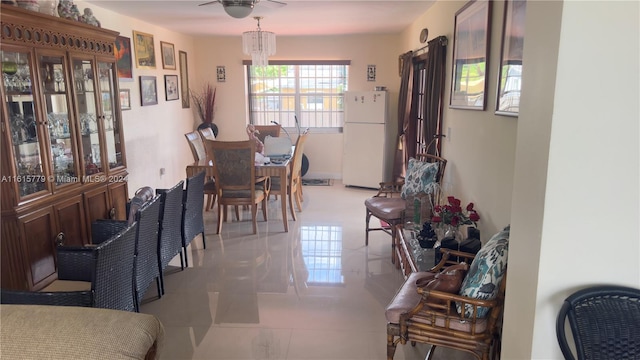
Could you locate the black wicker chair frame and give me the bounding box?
[91,192,163,312]
[1,223,138,311]
[156,180,185,295]
[182,171,207,268]
[556,285,640,360]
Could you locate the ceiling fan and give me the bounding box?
[198,0,287,19]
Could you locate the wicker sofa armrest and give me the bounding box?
[429,249,477,272]
[0,289,93,307]
[57,245,99,281]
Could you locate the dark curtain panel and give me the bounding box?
[422,36,448,156]
[392,51,414,180]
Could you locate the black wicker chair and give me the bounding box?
[182,171,207,268]
[91,188,162,311]
[1,223,138,311]
[156,180,185,295]
[556,285,640,360]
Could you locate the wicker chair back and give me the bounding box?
[182,171,206,267]
[131,194,162,311]
[156,180,185,294]
[556,285,640,360]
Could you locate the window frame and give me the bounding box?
[244,60,350,134]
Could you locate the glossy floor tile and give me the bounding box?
[141,181,473,360]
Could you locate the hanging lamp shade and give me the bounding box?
[242,17,276,67]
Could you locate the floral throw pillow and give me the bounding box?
[457,225,510,318]
[401,158,439,199]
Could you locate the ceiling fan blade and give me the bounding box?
[198,1,220,6]
[261,0,287,9]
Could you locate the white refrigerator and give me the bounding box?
[342,90,395,189]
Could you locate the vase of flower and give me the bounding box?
[431,195,480,242]
[191,83,218,136]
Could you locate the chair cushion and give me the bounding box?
[385,272,436,324]
[41,280,92,292]
[457,225,510,318]
[365,197,405,220]
[401,158,439,199]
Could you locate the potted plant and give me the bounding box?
[190,83,218,137]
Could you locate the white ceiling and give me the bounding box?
[84,0,436,37]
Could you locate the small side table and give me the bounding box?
[394,225,436,279]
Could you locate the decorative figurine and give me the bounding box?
[58,0,78,20]
[80,7,100,27]
[246,124,265,154]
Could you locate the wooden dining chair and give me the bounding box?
[198,126,216,142]
[269,133,308,221]
[185,131,206,161]
[204,139,270,234]
[186,130,216,210]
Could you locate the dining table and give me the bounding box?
[186,158,292,232]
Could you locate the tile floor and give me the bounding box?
[141,181,473,360]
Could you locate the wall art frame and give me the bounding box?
[164,75,179,101]
[140,76,158,106]
[495,0,526,116]
[119,89,131,110]
[160,41,176,70]
[449,0,492,110]
[132,30,156,69]
[179,51,190,108]
[114,36,133,80]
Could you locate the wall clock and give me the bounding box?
[419,28,429,43]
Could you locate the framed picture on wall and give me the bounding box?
[160,41,176,70]
[449,0,492,110]
[140,76,158,106]
[495,0,526,116]
[119,89,131,110]
[132,30,156,69]
[164,75,179,101]
[179,51,190,108]
[114,36,133,80]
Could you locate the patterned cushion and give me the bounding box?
[457,225,510,318]
[401,158,439,199]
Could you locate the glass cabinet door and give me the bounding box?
[39,54,78,187]
[97,61,124,169]
[2,50,47,197]
[72,58,103,175]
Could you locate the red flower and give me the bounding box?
[448,196,461,207]
[466,203,474,211]
[451,216,459,226]
[431,216,442,223]
[434,205,442,212]
[469,211,480,222]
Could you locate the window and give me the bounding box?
[245,60,349,131]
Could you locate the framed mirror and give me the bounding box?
[449,0,492,110]
[496,0,526,116]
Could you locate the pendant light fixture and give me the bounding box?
[221,0,256,19]
[242,16,276,67]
